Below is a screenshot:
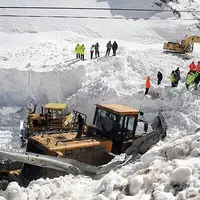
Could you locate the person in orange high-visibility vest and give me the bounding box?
[145,76,151,95]
[196,61,200,73]
[189,61,196,72]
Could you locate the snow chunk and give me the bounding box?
[97,171,127,198]
[177,191,186,200]
[141,150,162,166]
[171,167,192,184]
[191,140,200,150]
[129,175,144,195]
[4,182,24,200]
[95,194,109,200]
[154,192,174,200]
[0,197,7,200]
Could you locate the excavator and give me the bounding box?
[163,35,200,53]
[0,103,167,190]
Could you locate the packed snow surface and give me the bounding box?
[0,0,200,199]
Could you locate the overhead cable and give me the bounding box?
[0,14,198,20]
[0,6,199,13]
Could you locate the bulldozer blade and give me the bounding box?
[0,150,133,176]
[0,150,98,175]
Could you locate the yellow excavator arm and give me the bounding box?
[163,35,200,53]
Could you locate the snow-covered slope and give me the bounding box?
[0,0,200,199]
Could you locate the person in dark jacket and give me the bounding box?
[157,71,163,85]
[106,41,112,56]
[112,41,118,56]
[94,42,100,58]
[174,67,181,87]
[194,73,200,90]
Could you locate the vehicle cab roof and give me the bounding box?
[96,104,139,116]
[44,103,67,111]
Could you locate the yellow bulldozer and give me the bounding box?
[0,103,167,189]
[163,35,200,53]
[20,103,77,146]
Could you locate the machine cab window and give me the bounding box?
[95,108,118,132]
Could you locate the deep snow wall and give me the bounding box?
[0,67,85,107]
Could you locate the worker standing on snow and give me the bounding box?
[174,67,181,87]
[80,44,85,61]
[170,71,175,87]
[196,61,200,73]
[145,76,151,95]
[90,45,95,60]
[157,71,163,85]
[194,73,200,90]
[105,41,112,56]
[189,61,196,72]
[112,41,118,56]
[95,43,100,58]
[186,71,196,90]
[75,44,80,59]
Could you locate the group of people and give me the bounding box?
[145,61,200,95]
[75,41,118,60]
[186,61,200,90]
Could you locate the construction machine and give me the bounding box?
[20,103,74,145]
[163,35,200,53]
[0,104,167,189]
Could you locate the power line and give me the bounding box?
[0,14,198,20]
[0,6,199,13]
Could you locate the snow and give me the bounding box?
[0,0,200,199]
[171,167,192,184]
[129,175,144,195]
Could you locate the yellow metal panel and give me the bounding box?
[44,103,67,111]
[96,104,139,116]
[31,132,113,155]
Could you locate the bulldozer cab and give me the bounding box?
[44,103,67,128]
[92,104,146,154]
[27,103,72,136]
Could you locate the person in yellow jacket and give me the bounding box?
[170,71,175,87]
[186,71,197,90]
[75,44,80,59]
[80,44,85,61]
